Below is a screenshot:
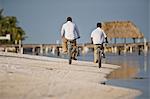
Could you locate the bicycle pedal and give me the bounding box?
[72,57,77,60]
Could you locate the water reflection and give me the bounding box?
[52,51,149,98]
[105,52,150,99]
[105,52,149,79]
[144,55,148,72]
[107,65,139,79]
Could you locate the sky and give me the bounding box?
[148,0,150,41]
[0,0,149,44]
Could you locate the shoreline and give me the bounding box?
[0,52,141,99]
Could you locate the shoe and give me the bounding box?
[94,60,98,63]
[102,53,106,58]
[72,57,77,60]
[63,51,67,54]
[102,54,105,58]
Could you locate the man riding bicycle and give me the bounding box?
[61,17,80,60]
[91,22,108,63]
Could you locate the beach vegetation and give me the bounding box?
[0,9,26,44]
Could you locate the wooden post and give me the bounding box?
[114,46,117,53]
[144,45,148,55]
[124,44,127,54]
[40,45,43,55]
[111,47,114,53]
[118,47,121,55]
[32,48,35,54]
[45,47,49,54]
[56,47,60,56]
[112,46,117,53]
[40,45,43,54]
[144,38,148,55]
[138,45,141,55]
[52,47,55,54]
[20,47,23,54]
[5,47,8,52]
[19,40,23,54]
[129,46,133,53]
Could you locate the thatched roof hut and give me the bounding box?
[102,21,144,39]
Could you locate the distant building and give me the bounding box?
[102,21,144,43]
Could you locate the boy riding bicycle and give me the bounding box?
[91,22,108,63]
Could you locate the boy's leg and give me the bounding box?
[102,44,105,58]
[94,45,98,63]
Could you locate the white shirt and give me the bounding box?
[91,27,107,44]
[61,21,80,40]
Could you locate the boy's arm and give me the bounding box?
[91,37,93,44]
[105,37,108,43]
[102,30,108,43]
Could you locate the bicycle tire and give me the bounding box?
[69,57,72,64]
[68,42,72,65]
[98,49,102,68]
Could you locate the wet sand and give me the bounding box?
[0,52,141,99]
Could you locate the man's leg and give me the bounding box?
[94,45,98,63]
[72,40,77,60]
[62,38,68,53]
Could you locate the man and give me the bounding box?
[61,17,80,60]
[91,22,108,63]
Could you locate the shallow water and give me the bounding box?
[59,51,149,99]
[104,52,150,99]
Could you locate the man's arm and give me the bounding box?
[61,25,65,38]
[75,24,80,39]
[90,31,94,44]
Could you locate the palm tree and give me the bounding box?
[0,9,4,35]
[0,9,3,20]
[0,9,26,44]
[14,27,26,44]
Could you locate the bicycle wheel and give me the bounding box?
[68,42,72,64]
[98,49,102,68]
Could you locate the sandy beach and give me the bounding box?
[0,52,141,99]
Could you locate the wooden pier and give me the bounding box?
[0,42,149,55]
